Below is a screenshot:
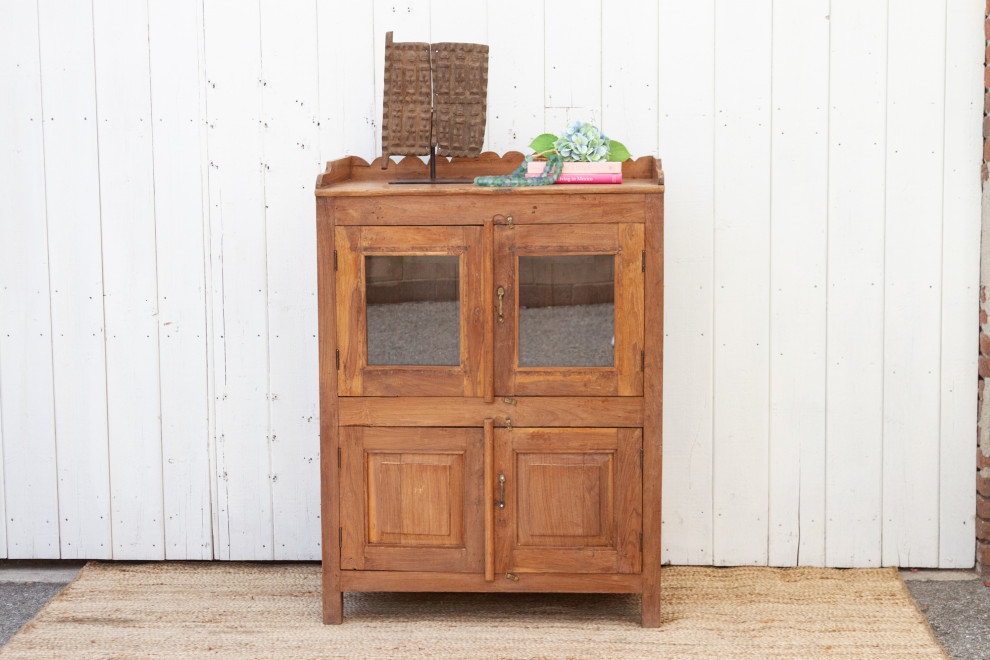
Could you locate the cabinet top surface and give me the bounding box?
[316,152,664,197]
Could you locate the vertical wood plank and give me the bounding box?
[260,0,323,561]
[317,196,342,622]
[372,0,432,159]
[544,0,601,131]
[93,0,166,560]
[711,0,772,567]
[204,0,274,560]
[882,0,946,568]
[602,0,658,159]
[148,0,213,560]
[37,0,113,559]
[939,0,983,568]
[431,0,486,43]
[657,0,715,566]
[642,195,663,626]
[317,0,377,162]
[826,0,887,568]
[486,0,543,154]
[0,0,59,559]
[768,0,829,567]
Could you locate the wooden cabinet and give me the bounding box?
[316,152,664,626]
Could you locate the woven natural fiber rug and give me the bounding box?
[0,562,946,659]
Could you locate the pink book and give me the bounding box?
[525,160,622,184]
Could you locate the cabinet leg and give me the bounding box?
[641,587,661,628]
[323,591,343,624]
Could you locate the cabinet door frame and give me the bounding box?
[494,427,643,575]
[335,225,487,397]
[493,223,645,396]
[340,427,484,572]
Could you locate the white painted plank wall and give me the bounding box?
[768,0,829,567]
[658,0,715,566]
[0,0,59,559]
[825,0,888,568]
[711,0,772,567]
[147,0,214,560]
[37,0,113,560]
[940,0,983,568]
[260,0,323,560]
[0,0,981,567]
[93,0,166,561]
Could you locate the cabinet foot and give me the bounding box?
[323,591,343,624]
[641,588,661,628]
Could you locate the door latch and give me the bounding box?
[496,286,505,323]
[497,473,506,508]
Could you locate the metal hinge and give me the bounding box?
[335,349,340,370]
[642,250,646,272]
[333,249,338,271]
[337,447,341,469]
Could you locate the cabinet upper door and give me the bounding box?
[494,223,645,396]
[495,427,643,575]
[335,225,487,396]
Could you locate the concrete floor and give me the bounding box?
[1,562,987,657]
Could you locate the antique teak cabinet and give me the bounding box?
[316,152,664,626]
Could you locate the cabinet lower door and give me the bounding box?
[495,428,642,575]
[340,427,484,572]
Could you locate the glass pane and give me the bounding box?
[517,255,615,367]
[365,255,460,366]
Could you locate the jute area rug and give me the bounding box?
[0,562,946,659]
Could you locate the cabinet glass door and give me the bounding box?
[335,226,486,396]
[494,224,645,396]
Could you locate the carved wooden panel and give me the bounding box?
[495,428,642,575]
[381,32,433,162]
[431,42,488,158]
[340,427,484,572]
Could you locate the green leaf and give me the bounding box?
[529,133,558,154]
[606,140,632,162]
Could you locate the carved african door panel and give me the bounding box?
[340,427,484,572]
[335,225,487,397]
[494,428,642,575]
[493,223,645,396]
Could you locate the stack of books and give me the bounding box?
[525,161,622,184]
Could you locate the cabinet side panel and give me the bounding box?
[318,196,343,620]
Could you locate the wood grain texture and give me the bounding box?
[317,196,342,622]
[484,419,495,581]
[495,428,641,575]
[340,571,641,593]
[494,223,643,397]
[339,397,644,428]
[641,194,663,627]
[335,225,485,397]
[340,427,484,573]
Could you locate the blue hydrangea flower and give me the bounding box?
[553,121,611,162]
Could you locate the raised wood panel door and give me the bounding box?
[335,225,487,396]
[493,223,645,396]
[495,428,642,575]
[340,427,484,572]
